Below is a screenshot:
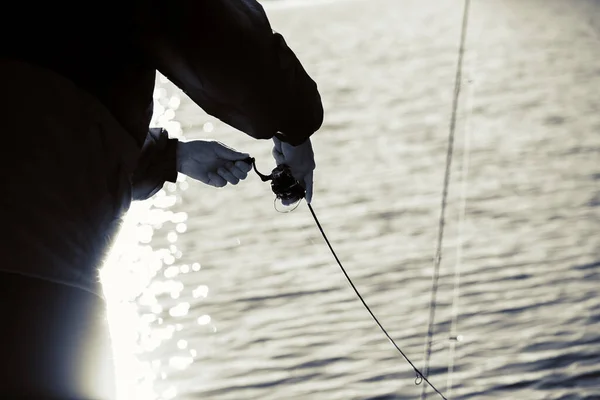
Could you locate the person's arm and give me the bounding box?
[132,128,254,201]
[134,0,323,146]
[131,127,178,201]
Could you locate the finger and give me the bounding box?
[235,160,252,173]
[272,147,285,164]
[229,164,249,180]
[207,172,227,187]
[281,197,301,206]
[213,141,249,161]
[217,167,240,185]
[304,171,314,204]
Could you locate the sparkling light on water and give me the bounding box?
[192,285,209,299]
[100,79,212,400]
[202,122,214,133]
[169,302,190,318]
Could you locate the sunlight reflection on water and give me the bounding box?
[100,75,198,400]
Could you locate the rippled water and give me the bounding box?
[101,0,600,399]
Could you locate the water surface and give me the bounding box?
[102,1,600,399]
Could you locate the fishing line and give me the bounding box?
[446,49,476,398]
[247,158,449,400]
[420,1,471,399]
[307,203,449,400]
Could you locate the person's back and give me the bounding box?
[2,1,156,145]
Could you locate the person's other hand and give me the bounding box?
[272,136,315,204]
[177,140,252,187]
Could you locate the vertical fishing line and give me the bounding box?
[446,50,476,398]
[420,1,471,399]
[307,203,449,400]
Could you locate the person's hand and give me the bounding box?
[272,136,315,204]
[177,140,252,187]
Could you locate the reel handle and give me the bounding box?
[243,157,272,182]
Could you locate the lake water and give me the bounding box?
[100,0,600,399]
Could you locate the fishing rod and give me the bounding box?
[421,1,471,398]
[244,157,449,400]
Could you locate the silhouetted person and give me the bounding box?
[0,1,323,398]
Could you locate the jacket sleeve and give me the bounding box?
[131,127,178,201]
[135,0,323,146]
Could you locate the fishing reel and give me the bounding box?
[245,157,305,212]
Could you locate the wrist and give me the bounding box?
[176,141,186,173]
[273,135,311,149]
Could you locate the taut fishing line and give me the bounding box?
[446,43,476,399]
[245,157,448,400]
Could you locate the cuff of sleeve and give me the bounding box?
[164,138,178,183]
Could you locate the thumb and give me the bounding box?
[304,170,313,204]
[272,136,283,152]
[272,147,286,165]
[213,141,249,161]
